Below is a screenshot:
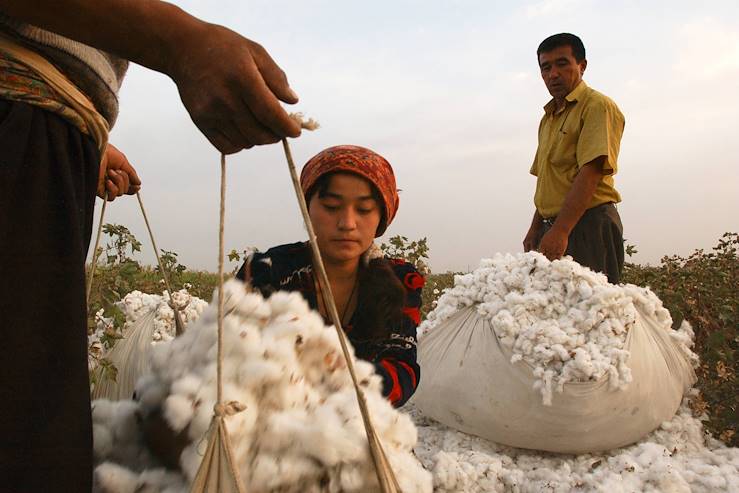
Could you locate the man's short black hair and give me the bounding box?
[537,33,586,62]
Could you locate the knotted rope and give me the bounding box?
[190,155,246,492]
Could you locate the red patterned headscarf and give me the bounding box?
[300,145,399,237]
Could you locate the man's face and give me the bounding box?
[538,45,587,100]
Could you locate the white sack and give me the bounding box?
[414,255,698,454]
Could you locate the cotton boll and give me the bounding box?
[163,394,194,433]
[178,442,204,483]
[111,400,141,443]
[134,375,169,415]
[93,462,139,493]
[93,423,114,460]
[91,398,115,426]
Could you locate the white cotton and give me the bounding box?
[88,288,208,375]
[407,394,739,493]
[92,423,113,460]
[94,279,431,492]
[93,462,140,493]
[163,394,194,433]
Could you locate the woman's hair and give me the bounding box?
[308,172,405,340]
[354,258,406,341]
[307,171,388,235]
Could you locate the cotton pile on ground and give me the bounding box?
[92,280,432,493]
[420,252,697,404]
[88,288,207,371]
[406,391,739,492]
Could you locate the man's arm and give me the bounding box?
[537,156,605,260]
[0,0,301,153]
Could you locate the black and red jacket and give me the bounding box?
[236,242,422,407]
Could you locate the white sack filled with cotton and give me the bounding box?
[89,287,208,360]
[413,252,698,453]
[92,279,432,493]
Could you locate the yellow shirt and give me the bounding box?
[530,81,625,218]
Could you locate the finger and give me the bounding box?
[219,121,256,154]
[248,40,299,104]
[105,179,119,201]
[199,126,245,155]
[122,162,142,188]
[240,62,301,139]
[233,109,281,146]
[109,169,129,197]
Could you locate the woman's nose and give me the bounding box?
[338,209,357,230]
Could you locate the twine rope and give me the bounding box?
[136,192,186,335]
[281,138,400,492]
[86,194,109,304]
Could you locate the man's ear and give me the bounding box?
[580,59,588,75]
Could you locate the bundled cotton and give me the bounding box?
[88,288,207,372]
[408,391,739,492]
[419,252,697,404]
[92,280,431,493]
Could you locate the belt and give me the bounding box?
[541,202,616,226]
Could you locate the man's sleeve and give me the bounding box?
[530,148,539,176]
[577,97,625,175]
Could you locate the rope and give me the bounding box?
[216,153,226,408]
[86,194,109,304]
[281,138,401,493]
[136,191,186,335]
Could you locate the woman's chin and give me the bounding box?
[322,243,363,263]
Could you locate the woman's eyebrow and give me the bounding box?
[322,192,375,201]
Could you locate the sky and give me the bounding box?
[99,0,739,273]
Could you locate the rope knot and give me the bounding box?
[214,401,246,417]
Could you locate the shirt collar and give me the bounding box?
[543,80,588,114]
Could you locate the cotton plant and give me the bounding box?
[92,280,432,493]
[420,252,698,404]
[408,389,739,493]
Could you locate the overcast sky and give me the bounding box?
[98,0,739,273]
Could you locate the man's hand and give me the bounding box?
[97,143,141,200]
[537,226,569,261]
[0,1,302,155]
[170,24,302,154]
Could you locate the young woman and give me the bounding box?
[236,145,423,407]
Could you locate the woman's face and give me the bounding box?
[308,173,382,264]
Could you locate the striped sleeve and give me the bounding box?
[373,260,423,407]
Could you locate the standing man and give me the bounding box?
[0,1,301,491]
[524,33,626,284]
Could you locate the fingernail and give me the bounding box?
[287,87,299,101]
